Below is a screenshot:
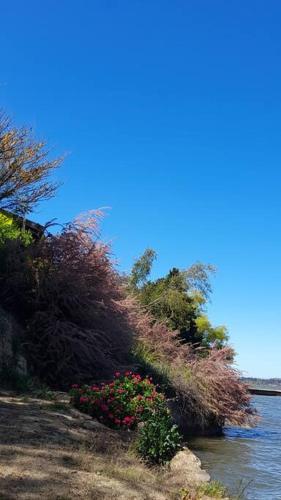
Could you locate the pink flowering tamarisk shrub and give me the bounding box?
[124,297,256,430]
[186,347,255,427]
[0,212,133,386]
[69,371,167,430]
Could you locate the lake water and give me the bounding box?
[189,396,281,499]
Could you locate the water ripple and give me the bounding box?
[190,396,281,499]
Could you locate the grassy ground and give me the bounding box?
[0,391,228,499]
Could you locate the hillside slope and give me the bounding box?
[0,392,172,499]
[0,392,223,500]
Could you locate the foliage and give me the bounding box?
[126,297,255,429]
[0,212,32,246]
[70,371,166,430]
[126,252,254,430]
[180,480,228,499]
[0,112,61,214]
[129,251,228,349]
[70,371,181,464]
[129,248,157,289]
[195,315,228,349]
[197,480,228,498]
[0,211,133,387]
[136,397,181,464]
[30,383,57,400]
[0,111,256,442]
[184,262,216,300]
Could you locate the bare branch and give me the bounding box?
[0,112,62,214]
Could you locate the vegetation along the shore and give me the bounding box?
[0,113,255,496]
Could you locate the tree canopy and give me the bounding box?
[0,211,32,246]
[129,250,228,349]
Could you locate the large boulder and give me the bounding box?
[169,447,210,486]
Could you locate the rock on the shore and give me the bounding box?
[169,447,210,486]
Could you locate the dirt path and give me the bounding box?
[0,392,172,499]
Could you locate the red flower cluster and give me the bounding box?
[79,396,89,404]
[69,371,162,430]
[122,415,135,426]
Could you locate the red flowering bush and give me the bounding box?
[69,372,166,430]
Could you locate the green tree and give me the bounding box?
[0,212,32,246]
[129,250,228,349]
[129,248,157,290]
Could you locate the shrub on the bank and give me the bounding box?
[0,212,132,386]
[70,371,167,430]
[180,480,228,499]
[197,480,228,498]
[70,371,181,464]
[136,397,181,464]
[127,298,255,429]
[0,212,32,246]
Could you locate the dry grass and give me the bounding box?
[0,391,180,499]
[128,299,255,430]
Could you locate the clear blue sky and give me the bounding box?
[1,1,281,378]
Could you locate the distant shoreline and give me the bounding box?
[242,377,281,391]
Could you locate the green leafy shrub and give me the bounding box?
[0,212,32,246]
[197,480,228,498]
[129,250,228,349]
[136,397,181,464]
[180,481,228,499]
[69,372,166,429]
[70,371,181,464]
